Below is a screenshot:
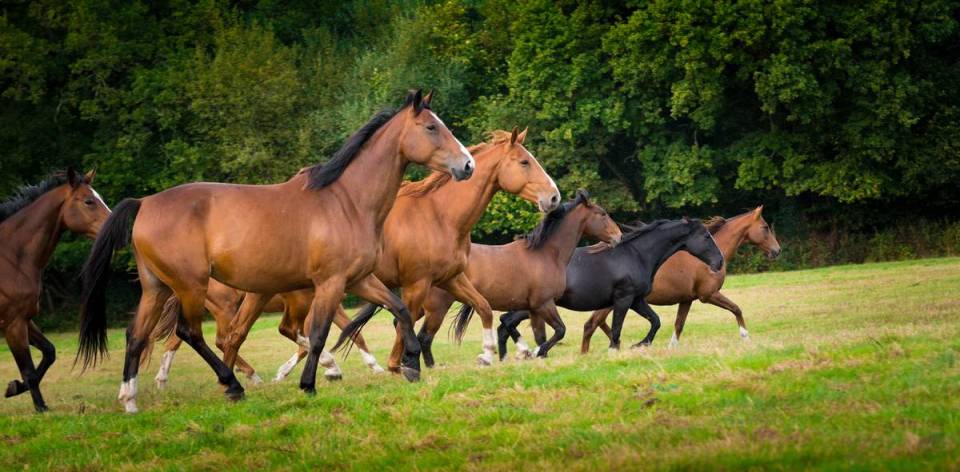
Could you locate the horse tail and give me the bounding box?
[453,303,474,343]
[76,198,141,370]
[138,296,181,368]
[333,303,382,353]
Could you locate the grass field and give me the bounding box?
[1,258,958,470]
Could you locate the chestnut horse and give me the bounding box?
[580,207,781,351]
[151,280,383,389]
[78,90,474,412]
[349,190,622,361]
[0,169,110,412]
[220,127,560,381]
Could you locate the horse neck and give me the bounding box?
[428,145,502,238]
[328,118,408,227]
[539,208,588,266]
[629,224,690,285]
[713,214,754,263]
[0,188,67,273]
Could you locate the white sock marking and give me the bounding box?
[155,350,176,387]
[740,326,750,339]
[669,332,679,348]
[275,352,301,382]
[118,377,139,414]
[360,350,385,373]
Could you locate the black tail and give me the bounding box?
[76,198,141,370]
[453,303,474,343]
[333,303,382,353]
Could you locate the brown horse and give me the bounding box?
[78,90,474,413]
[0,169,110,412]
[152,280,384,388]
[367,190,621,361]
[580,207,781,352]
[222,127,560,380]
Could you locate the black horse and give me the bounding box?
[497,218,724,359]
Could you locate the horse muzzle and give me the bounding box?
[767,248,781,260]
[451,157,475,181]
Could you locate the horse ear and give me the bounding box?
[66,167,81,188]
[517,127,528,144]
[84,168,97,184]
[409,89,424,114]
[575,188,590,205]
[510,126,520,146]
[754,205,764,219]
[422,90,434,109]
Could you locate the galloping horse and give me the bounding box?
[496,218,725,357]
[0,169,110,412]
[78,90,475,412]
[221,127,560,381]
[362,190,622,362]
[580,207,781,351]
[151,280,384,388]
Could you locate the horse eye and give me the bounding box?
[426,124,437,132]
[520,160,530,166]
[84,198,95,206]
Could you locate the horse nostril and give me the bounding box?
[550,195,559,204]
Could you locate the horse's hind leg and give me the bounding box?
[496,311,532,360]
[275,305,308,382]
[630,299,662,347]
[704,291,749,340]
[210,301,261,385]
[669,301,693,348]
[333,305,384,373]
[4,319,47,412]
[118,267,172,413]
[581,307,613,354]
[174,290,244,402]
[348,274,420,382]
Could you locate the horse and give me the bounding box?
[221,126,560,381]
[151,280,384,389]
[77,90,475,413]
[0,169,110,412]
[362,189,622,362]
[580,207,781,351]
[496,217,725,358]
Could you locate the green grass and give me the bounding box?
[1,258,959,470]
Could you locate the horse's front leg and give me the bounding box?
[299,278,346,394]
[439,273,497,366]
[348,274,421,382]
[630,298,662,347]
[608,295,634,352]
[703,291,749,340]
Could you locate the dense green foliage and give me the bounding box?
[2,1,959,322]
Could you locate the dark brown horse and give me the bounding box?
[78,90,474,412]
[218,127,560,380]
[151,280,383,388]
[0,169,110,412]
[351,190,621,361]
[580,207,781,351]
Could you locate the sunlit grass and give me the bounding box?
[0,258,958,469]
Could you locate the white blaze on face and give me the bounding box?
[431,111,475,169]
[90,187,109,212]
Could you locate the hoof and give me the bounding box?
[740,327,751,340]
[301,385,317,396]
[224,388,245,402]
[121,401,139,414]
[324,373,343,382]
[631,341,651,349]
[248,373,264,385]
[400,367,420,383]
[476,354,493,366]
[5,380,24,398]
[387,365,402,374]
[370,365,386,374]
[34,404,48,413]
[515,349,533,361]
[155,378,167,390]
[423,356,435,369]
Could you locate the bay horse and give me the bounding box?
[78,90,475,413]
[355,190,622,362]
[0,169,110,412]
[580,207,781,351]
[151,280,384,389]
[221,127,560,381]
[496,217,725,358]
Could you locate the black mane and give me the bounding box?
[0,173,68,224]
[306,91,425,190]
[618,218,699,245]
[523,192,589,250]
